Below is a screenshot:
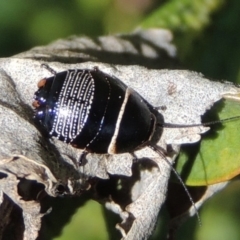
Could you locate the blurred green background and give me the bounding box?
[1,0,240,83]
[1,0,240,239]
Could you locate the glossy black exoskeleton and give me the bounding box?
[33,65,161,154]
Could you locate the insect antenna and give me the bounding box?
[159,115,240,128]
[148,144,202,226]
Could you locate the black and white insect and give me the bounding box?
[32,64,240,222]
[33,65,238,153]
[33,64,162,154]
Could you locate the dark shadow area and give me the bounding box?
[0,172,8,179]
[166,183,207,218]
[38,193,91,240]
[0,194,24,240]
[17,178,45,201]
[165,184,207,240]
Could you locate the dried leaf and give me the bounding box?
[0,29,240,239]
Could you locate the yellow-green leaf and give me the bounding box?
[176,98,240,186]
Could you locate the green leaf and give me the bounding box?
[53,200,108,240]
[175,98,240,186]
[141,0,224,31]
